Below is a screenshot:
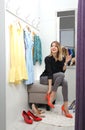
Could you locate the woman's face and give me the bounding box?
[51,42,59,54]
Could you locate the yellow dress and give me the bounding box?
[9,23,28,84]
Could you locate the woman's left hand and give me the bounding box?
[65,54,72,64]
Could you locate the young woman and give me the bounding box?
[40,41,73,118]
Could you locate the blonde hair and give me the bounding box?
[62,46,68,57]
[50,41,62,61]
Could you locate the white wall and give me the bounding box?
[0,0,6,130]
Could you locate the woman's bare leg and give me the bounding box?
[50,91,56,103]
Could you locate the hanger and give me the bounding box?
[32,31,36,36]
[26,25,31,32]
[17,20,22,29]
[13,18,22,29]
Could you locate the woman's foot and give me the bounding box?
[46,94,55,108]
[48,102,55,108]
[61,104,73,118]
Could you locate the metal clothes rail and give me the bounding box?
[6,9,39,31]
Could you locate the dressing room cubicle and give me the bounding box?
[0,0,78,130]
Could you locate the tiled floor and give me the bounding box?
[7,104,75,130]
[8,119,74,130]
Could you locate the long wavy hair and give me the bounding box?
[50,41,62,61]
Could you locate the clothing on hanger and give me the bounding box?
[33,34,42,65]
[9,22,28,84]
[23,28,34,85]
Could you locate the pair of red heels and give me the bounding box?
[22,110,42,124]
[46,94,73,118]
[46,93,55,108]
[61,105,73,118]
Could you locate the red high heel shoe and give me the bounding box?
[22,110,33,124]
[61,105,73,118]
[46,94,55,108]
[27,110,42,121]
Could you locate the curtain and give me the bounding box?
[75,0,85,130]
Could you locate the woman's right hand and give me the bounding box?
[47,89,51,94]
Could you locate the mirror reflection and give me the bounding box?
[57,10,76,66]
[6,0,78,130]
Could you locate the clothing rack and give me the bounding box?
[6,9,39,31]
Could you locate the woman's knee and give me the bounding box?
[53,72,65,80]
[57,72,65,82]
[59,72,65,79]
[40,76,48,85]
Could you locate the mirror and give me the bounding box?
[57,10,76,66]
